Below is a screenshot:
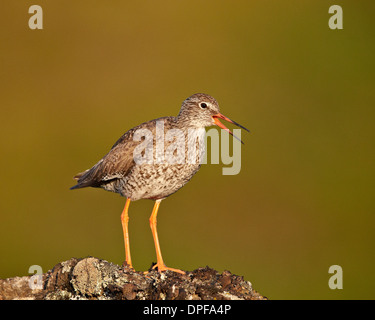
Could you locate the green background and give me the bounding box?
[1,1,374,299]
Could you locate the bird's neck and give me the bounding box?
[176,113,205,130]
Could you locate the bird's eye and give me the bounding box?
[200,103,207,109]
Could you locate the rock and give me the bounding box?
[0,257,266,300]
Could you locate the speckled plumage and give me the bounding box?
[71,94,220,201]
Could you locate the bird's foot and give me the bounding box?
[122,261,135,271]
[151,263,186,274]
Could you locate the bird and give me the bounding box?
[70,93,249,274]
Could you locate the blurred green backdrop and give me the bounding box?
[1,1,374,299]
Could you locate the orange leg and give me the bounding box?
[149,199,185,274]
[121,198,133,269]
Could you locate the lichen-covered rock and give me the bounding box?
[0,257,266,300]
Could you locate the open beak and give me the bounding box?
[212,113,250,144]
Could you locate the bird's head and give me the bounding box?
[178,93,249,144]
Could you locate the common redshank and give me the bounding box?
[71,93,249,274]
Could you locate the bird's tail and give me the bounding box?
[70,169,91,190]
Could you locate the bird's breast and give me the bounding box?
[122,163,202,201]
[125,126,206,200]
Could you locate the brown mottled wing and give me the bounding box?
[70,127,140,189]
[70,117,175,190]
